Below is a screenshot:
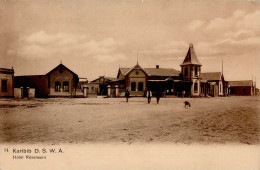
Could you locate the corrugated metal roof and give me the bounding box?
[229,80,253,87]
[201,72,222,81]
[119,67,180,77]
[119,68,131,76]
[105,77,118,81]
[144,68,180,76]
[181,44,201,66]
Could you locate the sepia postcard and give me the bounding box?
[0,0,260,169]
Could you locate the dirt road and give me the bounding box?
[0,96,259,144]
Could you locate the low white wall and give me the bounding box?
[28,88,35,98]
[118,92,125,97]
[49,88,71,96]
[14,88,22,98]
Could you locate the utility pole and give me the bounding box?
[137,50,139,65]
[222,59,223,74]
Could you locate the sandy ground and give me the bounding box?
[0,96,259,144]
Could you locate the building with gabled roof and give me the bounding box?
[91,76,118,83]
[90,76,118,95]
[201,72,223,81]
[108,43,231,98]
[109,63,181,97]
[228,80,255,95]
[46,63,79,97]
[118,67,180,78]
[229,80,253,87]
[14,63,79,98]
[201,72,227,97]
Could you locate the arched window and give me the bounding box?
[63,81,69,92]
[138,82,143,91]
[195,67,198,76]
[55,81,61,92]
[194,82,198,92]
[131,82,136,91]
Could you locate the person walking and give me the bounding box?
[155,91,161,104]
[147,89,152,104]
[125,89,130,102]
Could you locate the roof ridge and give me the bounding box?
[46,63,78,77]
[15,75,46,77]
[125,63,150,76]
[144,67,178,69]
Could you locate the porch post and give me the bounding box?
[172,82,175,95]
[107,85,111,97]
[21,87,24,98]
[115,85,119,97]
[83,85,87,98]
[20,87,23,98]
[27,87,30,98]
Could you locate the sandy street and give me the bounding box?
[0,96,259,144]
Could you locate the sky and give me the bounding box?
[0,0,259,87]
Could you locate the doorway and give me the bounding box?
[22,87,29,98]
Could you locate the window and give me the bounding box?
[55,81,61,91]
[184,67,188,76]
[131,82,136,91]
[243,88,246,94]
[194,82,198,92]
[220,83,222,93]
[1,79,7,92]
[138,82,143,91]
[195,67,198,76]
[63,81,69,92]
[91,86,94,92]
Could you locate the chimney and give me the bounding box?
[156,65,159,69]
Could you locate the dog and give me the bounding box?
[184,101,191,108]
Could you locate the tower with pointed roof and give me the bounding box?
[180,44,202,97]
